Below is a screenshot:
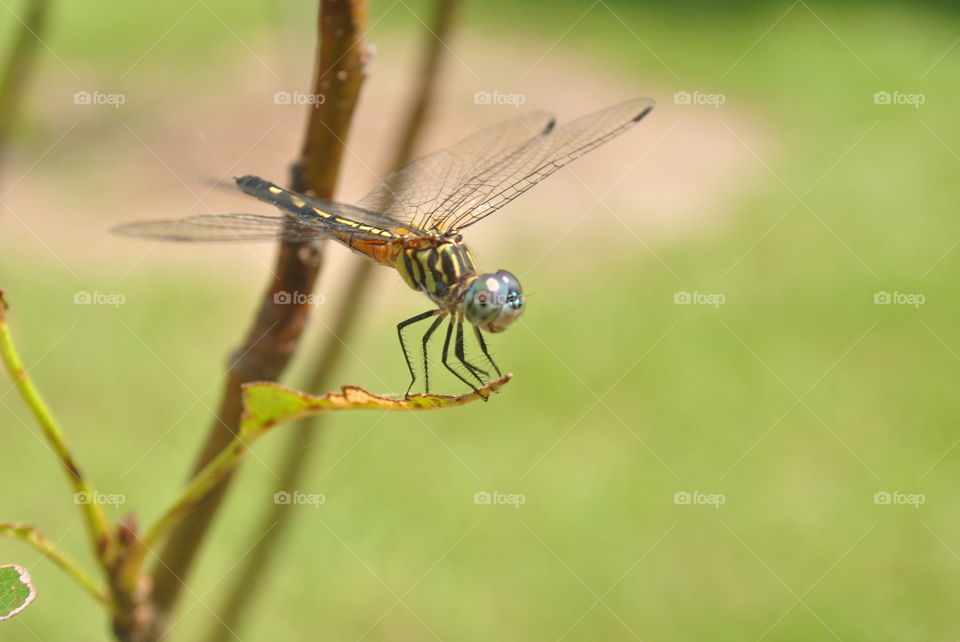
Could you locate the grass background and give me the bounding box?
[2,0,960,639]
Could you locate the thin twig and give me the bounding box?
[140,2,370,640]
[137,369,499,562]
[0,522,111,608]
[0,293,115,572]
[207,1,462,638]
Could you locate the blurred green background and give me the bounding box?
[2,0,959,639]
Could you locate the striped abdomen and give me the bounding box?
[394,241,477,307]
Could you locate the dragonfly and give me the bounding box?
[114,98,654,397]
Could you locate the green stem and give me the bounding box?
[0,0,52,173]
[0,294,115,570]
[114,431,254,593]
[123,370,504,595]
[143,432,252,554]
[0,522,111,608]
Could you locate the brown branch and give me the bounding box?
[0,0,52,174]
[126,2,370,640]
[206,1,462,638]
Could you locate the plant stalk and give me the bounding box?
[0,0,52,174]
[139,2,370,640]
[207,0,462,638]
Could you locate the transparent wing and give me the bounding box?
[112,213,332,242]
[355,110,557,230]
[112,175,430,243]
[357,98,654,232]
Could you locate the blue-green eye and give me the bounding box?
[463,270,524,333]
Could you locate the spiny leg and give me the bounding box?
[473,325,502,378]
[441,317,486,398]
[398,309,441,396]
[455,316,488,385]
[419,314,445,394]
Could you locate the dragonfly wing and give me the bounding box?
[355,111,557,230]
[433,98,655,231]
[112,213,329,242]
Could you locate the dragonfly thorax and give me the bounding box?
[394,238,479,307]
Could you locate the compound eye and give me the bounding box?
[494,270,523,307]
[487,271,524,332]
[463,270,524,332]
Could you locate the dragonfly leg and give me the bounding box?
[455,316,489,385]
[420,313,445,393]
[472,325,502,378]
[442,317,486,399]
[398,309,441,397]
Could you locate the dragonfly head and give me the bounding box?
[463,270,524,333]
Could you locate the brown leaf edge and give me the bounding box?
[240,374,513,434]
[0,564,37,622]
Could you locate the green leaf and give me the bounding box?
[0,564,36,621]
[240,375,512,435]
